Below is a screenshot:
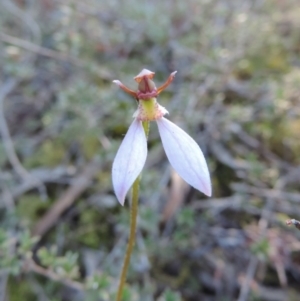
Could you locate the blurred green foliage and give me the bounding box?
[1,0,300,300]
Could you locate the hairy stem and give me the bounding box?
[116,121,149,301]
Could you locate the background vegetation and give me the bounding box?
[1,0,300,300]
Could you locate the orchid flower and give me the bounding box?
[112,69,211,205]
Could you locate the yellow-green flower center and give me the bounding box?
[135,98,168,121]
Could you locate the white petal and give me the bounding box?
[157,117,211,196]
[112,119,147,205]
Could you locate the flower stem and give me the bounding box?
[116,121,149,301]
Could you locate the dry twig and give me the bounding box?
[24,259,84,291]
[0,33,82,65]
[0,79,47,198]
[32,158,101,237]
[162,170,189,222]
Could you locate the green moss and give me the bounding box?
[8,277,36,301]
[76,207,112,249]
[81,132,100,160]
[16,195,51,226]
[24,139,65,168]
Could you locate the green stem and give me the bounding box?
[116,121,149,301]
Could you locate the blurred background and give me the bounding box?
[1,0,300,300]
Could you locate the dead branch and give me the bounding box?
[0,33,81,65]
[231,183,300,203]
[32,158,101,237]
[24,259,84,291]
[0,79,47,198]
